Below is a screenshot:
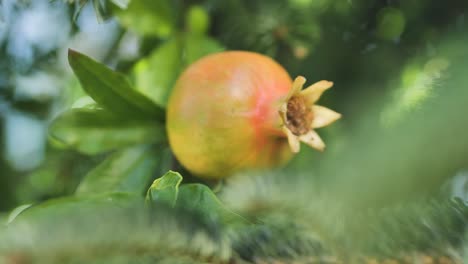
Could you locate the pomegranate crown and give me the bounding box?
[279,76,341,153]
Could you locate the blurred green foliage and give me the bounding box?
[133,34,224,107]
[114,0,174,37]
[1,0,468,262]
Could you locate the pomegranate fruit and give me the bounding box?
[167,51,340,179]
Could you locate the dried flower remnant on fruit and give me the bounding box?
[279,76,341,153]
[286,96,314,135]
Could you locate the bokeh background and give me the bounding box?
[1,0,466,209]
[0,0,467,253]
[0,0,467,262]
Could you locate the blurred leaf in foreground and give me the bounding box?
[221,171,467,262]
[381,57,450,127]
[0,193,229,263]
[323,36,468,207]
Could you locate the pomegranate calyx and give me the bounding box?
[279,76,341,153]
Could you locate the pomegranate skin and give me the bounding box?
[167,51,293,179]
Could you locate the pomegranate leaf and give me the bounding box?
[49,108,165,155]
[68,49,165,121]
[146,170,183,206]
[76,145,163,196]
[177,184,249,226]
[6,192,141,228]
[147,171,248,226]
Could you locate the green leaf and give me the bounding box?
[11,192,141,223]
[76,145,162,195]
[146,170,182,206]
[68,49,165,121]
[114,0,174,37]
[49,108,165,155]
[7,204,32,224]
[71,96,98,109]
[133,34,224,106]
[177,184,248,226]
[146,171,248,226]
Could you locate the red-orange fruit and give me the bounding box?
[167,51,340,179]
